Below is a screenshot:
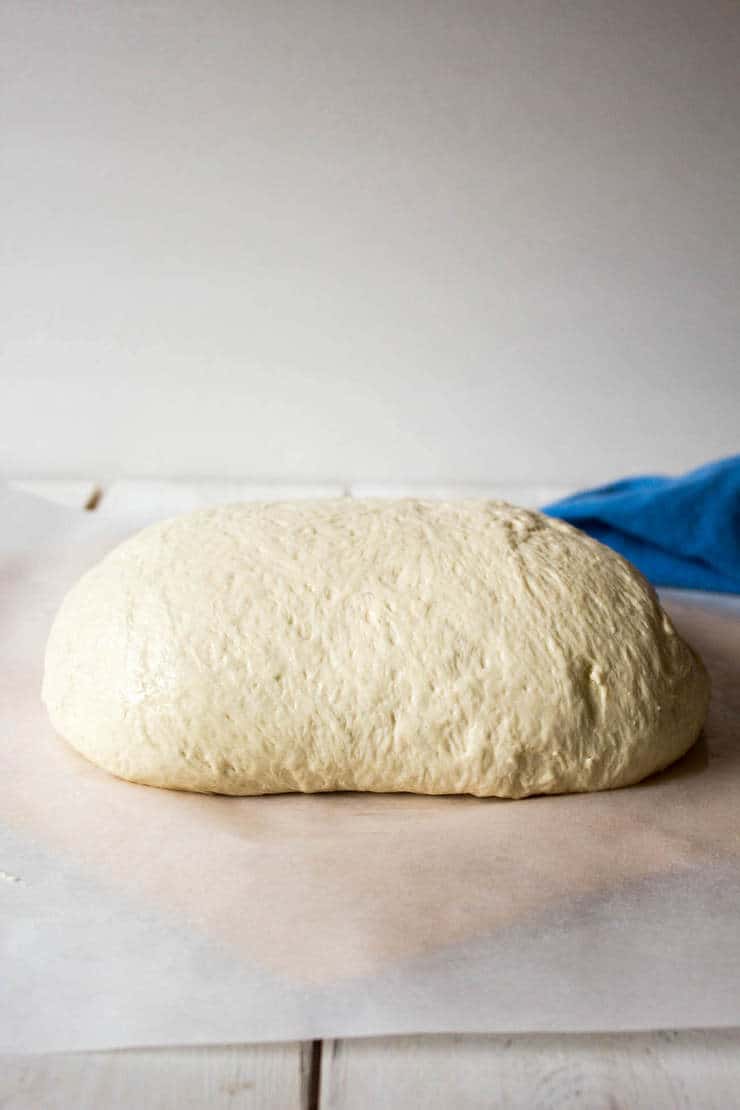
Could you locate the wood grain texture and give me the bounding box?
[321,1032,740,1109]
[0,1043,310,1110]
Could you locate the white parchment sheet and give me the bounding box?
[1,487,739,1052]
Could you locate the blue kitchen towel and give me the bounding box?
[542,455,740,593]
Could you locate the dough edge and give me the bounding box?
[42,499,711,799]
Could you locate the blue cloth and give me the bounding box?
[542,456,740,593]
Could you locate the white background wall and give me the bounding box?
[2,0,738,485]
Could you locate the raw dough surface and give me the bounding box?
[42,500,709,797]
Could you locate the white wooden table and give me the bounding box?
[4,479,740,1110]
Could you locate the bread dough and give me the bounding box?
[42,499,709,798]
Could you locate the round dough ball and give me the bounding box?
[42,500,709,798]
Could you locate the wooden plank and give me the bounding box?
[8,479,99,510]
[349,483,574,508]
[99,479,347,520]
[321,1032,740,1110]
[0,1042,310,1110]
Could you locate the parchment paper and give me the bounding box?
[1,486,739,1052]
